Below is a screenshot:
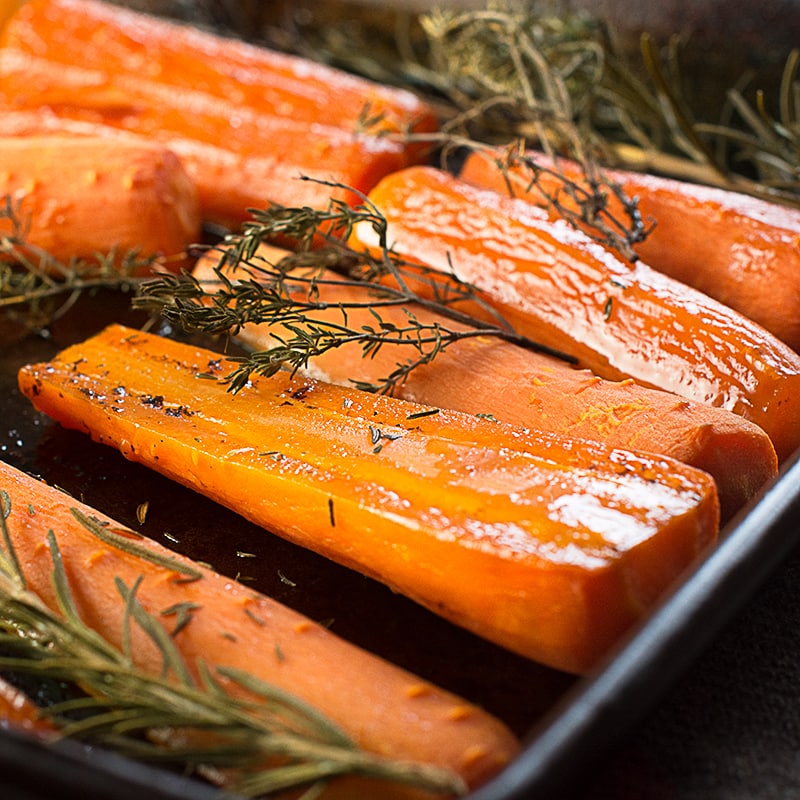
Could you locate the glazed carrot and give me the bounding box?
[0,52,415,228]
[1,0,438,148]
[459,149,800,353]
[0,134,200,271]
[0,676,55,739]
[18,323,720,674]
[0,458,518,793]
[353,166,800,462]
[191,243,778,522]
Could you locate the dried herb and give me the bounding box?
[135,185,576,395]
[0,490,465,798]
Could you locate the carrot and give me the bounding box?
[0,457,519,794]
[1,0,438,148]
[191,243,778,522]
[0,52,417,229]
[0,133,200,271]
[0,676,55,739]
[459,149,800,353]
[352,165,800,462]
[18,323,720,674]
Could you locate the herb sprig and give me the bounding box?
[135,185,576,395]
[0,489,465,798]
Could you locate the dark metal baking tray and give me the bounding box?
[2,284,799,799]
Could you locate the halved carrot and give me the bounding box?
[0,457,519,793]
[1,0,438,148]
[191,243,778,522]
[352,166,800,462]
[459,149,800,353]
[0,133,201,271]
[18,323,720,674]
[0,52,414,227]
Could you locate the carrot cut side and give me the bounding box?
[460,149,800,353]
[191,243,778,522]
[0,133,201,271]
[0,457,519,793]
[0,51,413,227]
[18,324,719,674]
[353,166,800,462]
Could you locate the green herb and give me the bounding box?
[0,494,466,798]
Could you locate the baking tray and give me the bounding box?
[1,276,800,800]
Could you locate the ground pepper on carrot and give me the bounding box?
[459,148,800,354]
[18,323,720,675]
[0,457,518,796]
[351,165,800,462]
[190,242,778,523]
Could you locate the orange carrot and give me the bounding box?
[0,52,415,228]
[18,323,720,674]
[0,676,55,739]
[352,165,800,462]
[1,0,438,148]
[459,149,800,353]
[0,133,200,271]
[0,457,519,793]
[191,243,778,522]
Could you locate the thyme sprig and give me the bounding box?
[136,185,576,395]
[0,490,465,798]
[0,196,155,329]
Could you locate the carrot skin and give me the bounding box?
[0,134,200,271]
[460,150,800,352]
[0,52,412,227]
[2,0,438,151]
[0,676,55,739]
[18,324,719,674]
[191,244,777,522]
[0,457,519,793]
[354,166,800,462]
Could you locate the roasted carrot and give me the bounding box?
[0,458,519,793]
[0,676,55,739]
[352,166,800,462]
[0,133,200,271]
[459,149,800,353]
[191,243,778,522]
[1,0,438,148]
[18,323,720,674]
[0,52,416,228]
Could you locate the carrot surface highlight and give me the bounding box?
[1,0,438,148]
[353,166,800,462]
[0,51,413,228]
[18,324,720,674]
[0,676,55,739]
[0,133,200,271]
[191,243,778,522]
[0,457,519,793]
[459,150,800,354]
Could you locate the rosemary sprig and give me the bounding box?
[135,185,576,395]
[0,490,465,798]
[0,195,154,330]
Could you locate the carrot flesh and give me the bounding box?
[1,0,438,149]
[0,52,413,228]
[192,243,778,522]
[353,166,800,462]
[0,457,519,792]
[460,150,800,353]
[0,133,200,271]
[0,676,55,739]
[18,323,719,674]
